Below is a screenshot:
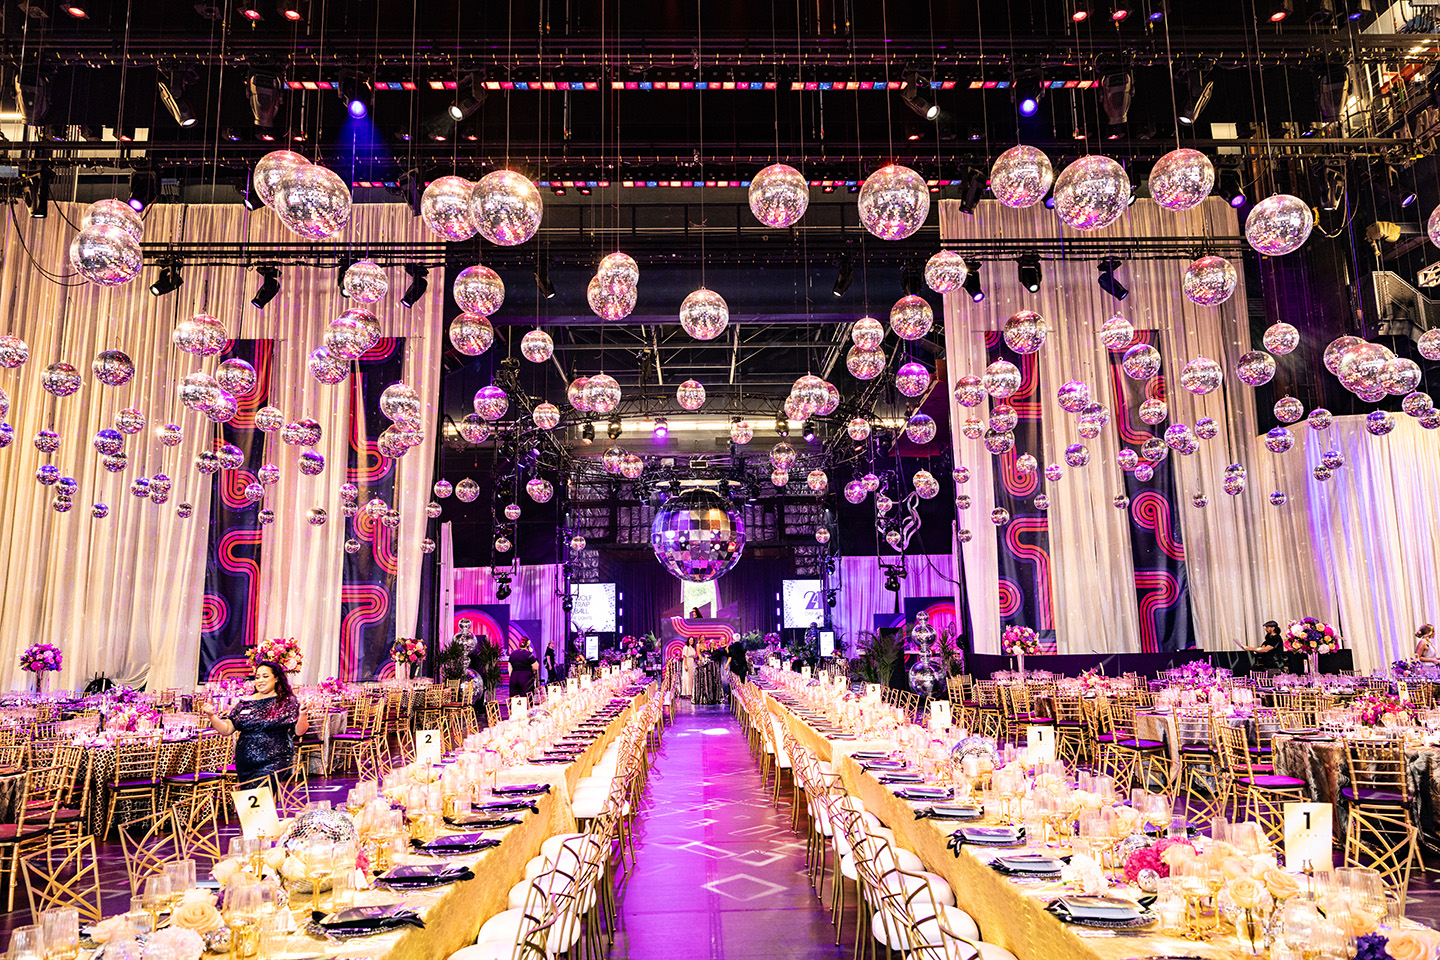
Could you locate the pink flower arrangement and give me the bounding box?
[250,637,303,674]
[1001,625,1040,656]
[391,637,426,665]
[1356,694,1419,729]
[20,642,63,673]
[1123,847,1164,882]
[318,677,355,698]
[108,702,162,733]
[1284,617,1338,655]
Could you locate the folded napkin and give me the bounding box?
[992,854,1064,875]
[526,756,572,765]
[375,864,475,889]
[877,772,924,784]
[443,814,523,830]
[314,904,425,938]
[472,800,540,814]
[893,785,952,800]
[1046,896,1146,924]
[946,825,1024,852]
[417,832,503,855]
[851,750,893,761]
[491,783,551,796]
[915,804,982,821]
[860,760,909,773]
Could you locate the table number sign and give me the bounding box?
[567,679,579,694]
[232,784,280,840]
[1026,725,1056,763]
[416,729,444,764]
[800,666,811,680]
[1283,802,1333,872]
[864,683,880,700]
[510,696,528,718]
[928,700,951,732]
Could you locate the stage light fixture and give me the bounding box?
[775,412,789,437]
[399,265,428,308]
[241,167,265,211]
[1320,161,1347,211]
[901,69,939,121]
[15,68,50,124]
[1177,70,1213,126]
[150,263,183,298]
[1111,1,1130,19]
[449,72,488,122]
[802,420,817,443]
[1269,0,1293,19]
[277,0,305,19]
[1346,0,1375,21]
[580,422,594,445]
[957,167,986,214]
[65,4,87,17]
[577,186,591,195]
[825,589,837,607]
[1308,0,1336,20]
[962,260,984,303]
[1403,192,1418,208]
[495,573,512,600]
[1097,258,1129,301]
[1100,71,1133,128]
[832,254,855,298]
[250,266,281,309]
[337,74,367,119]
[1016,254,1042,293]
[1146,0,1167,20]
[535,260,556,300]
[1015,77,1042,117]
[24,167,50,219]
[246,73,283,132]
[653,416,668,439]
[128,170,158,212]
[1221,171,1247,207]
[158,70,198,127]
[608,417,623,440]
[1070,0,1090,20]
[240,2,262,18]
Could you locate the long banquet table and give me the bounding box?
[764,689,1256,960]
[250,682,652,960]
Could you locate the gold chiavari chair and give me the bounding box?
[0,768,51,911]
[119,807,185,896]
[416,685,445,733]
[972,682,1003,741]
[104,739,161,837]
[1216,723,1304,844]
[1107,701,1171,790]
[272,761,311,818]
[1051,695,1088,767]
[1342,740,1422,892]
[485,698,503,728]
[21,836,103,924]
[330,696,383,779]
[162,732,230,831]
[295,703,330,774]
[1174,707,1222,823]
[443,681,478,749]
[946,675,975,731]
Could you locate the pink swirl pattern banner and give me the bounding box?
[199,340,273,682]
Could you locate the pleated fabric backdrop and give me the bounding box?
[0,201,442,690]
[940,197,1348,660]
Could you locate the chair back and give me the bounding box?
[1215,722,1260,777]
[111,741,159,788]
[1174,707,1214,749]
[119,808,185,895]
[1345,740,1411,805]
[22,835,103,922]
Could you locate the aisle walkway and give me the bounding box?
[611,702,848,960]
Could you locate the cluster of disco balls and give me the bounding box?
[847,316,887,380]
[340,486,402,553]
[311,301,381,385]
[784,373,840,422]
[567,373,621,416]
[599,447,644,479]
[418,169,543,246]
[252,150,352,240]
[377,382,425,458]
[69,200,145,286]
[588,252,639,322]
[1325,335,1433,414]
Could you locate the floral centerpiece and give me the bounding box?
[1356,694,1419,729]
[20,642,62,691]
[1283,618,1338,654]
[620,635,644,659]
[1000,625,1040,656]
[390,637,425,682]
[250,637,303,674]
[318,676,356,698]
[108,701,162,733]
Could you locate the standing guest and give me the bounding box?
[1416,624,1437,663]
[727,639,750,684]
[508,645,537,700]
[542,645,557,683]
[680,639,698,697]
[199,660,308,789]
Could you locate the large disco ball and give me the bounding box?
[82,199,144,240]
[1183,256,1237,306]
[308,345,349,384]
[568,377,592,412]
[913,470,940,498]
[905,413,937,444]
[1264,427,1294,454]
[325,311,373,361]
[680,288,730,340]
[990,145,1054,209]
[602,446,626,474]
[92,349,135,387]
[1366,410,1396,436]
[41,362,82,397]
[342,261,388,303]
[953,375,985,407]
[454,265,505,317]
[730,420,753,444]
[520,329,554,363]
[846,345,885,380]
[1052,156,1130,231]
[1100,315,1136,351]
[770,441,797,470]
[1275,396,1305,424]
[1324,336,1365,375]
[457,414,490,444]
[69,225,143,286]
[469,170,543,246]
[214,358,256,396]
[380,382,421,424]
[1139,398,1169,425]
[852,316,885,349]
[619,454,644,480]
[526,477,554,503]
[857,164,930,240]
[1403,392,1433,418]
[990,404,1018,432]
[982,360,1022,398]
[676,379,707,410]
[455,478,481,502]
[1122,343,1161,380]
[173,314,227,357]
[587,277,637,321]
[748,163,809,228]
[1380,357,1423,395]
[895,362,931,397]
[473,385,509,421]
[844,479,866,503]
[533,403,561,430]
[1195,417,1219,440]
[597,252,639,290]
[1246,194,1314,256]
[847,417,872,441]
[584,373,621,414]
[1180,356,1223,395]
[272,163,352,239]
[1148,148,1214,212]
[1236,351,1277,387]
[420,176,478,242]
[1263,322,1300,355]
[449,314,495,356]
[650,487,746,583]
[1003,311,1048,354]
[1057,381,1090,412]
[0,336,29,368]
[924,251,969,293]
[806,469,829,493]
[790,375,828,417]
[253,150,310,208]
[889,295,933,340]
[1420,329,1440,361]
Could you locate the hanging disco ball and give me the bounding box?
[473,384,509,421]
[584,373,621,414]
[380,382,422,425]
[679,288,730,341]
[520,329,555,363]
[1308,408,1334,431]
[1380,357,1423,395]
[298,451,325,475]
[204,391,239,424]
[469,170,543,246]
[1064,443,1090,467]
[771,468,790,487]
[1179,357,1222,395]
[33,429,60,454]
[533,402,561,430]
[847,416,872,441]
[1122,343,1162,381]
[815,527,831,544]
[1264,427,1295,454]
[1148,148,1214,212]
[455,478,481,502]
[1236,351,1277,387]
[449,314,495,356]
[990,144,1054,209]
[1100,315,1136,352]
[433,479,453,499]
[983,429,1015,455]
[82,199,144,240]
[770,442,797,470]
[895,362,931,397]
[587,277,637,321]
[730,420,753,444]
[40,362,82,397]
[619,454,644,479]
[1195,417,1219,440]
[453,265,505,317]
[912,470,940,499]
[324,314,371,361]
[676,379,707,410]
[818,380,841,416]
[597,252,639,289]
[924,251,969,292]
[1182,256,1238,306]
[1403,391,1433,418]
[602,446,626,474]
[846,346,886,380]
[650,487,746,582]
[990,508,1011,526]
[92,429,124,456]
[1275,397,1305,423]
[1263,322,1301,355]
[889,295,933,341]
[953,376,985,407]
[420,176,479,242]
[961,416,985,440]
[1366,410,1396,436]
[806,469,829,493]
[495,536,513,553]
[844,479,866,504]
[308,345,349,384]
[216,358,258,396]
[748,163,809,228]
[376,426,412,459]
[458,414,491,444]
[852,316,885,349]
[1420,329,1440,361]
[0,336,29,369]
[271,162,352,239]
[342,261,389,303]
[1246,194,1314,256]
[1322,449,1345,470]
[569,535,587,552]
[1052,155,1130,231]
[69,225,143,286]
[568,377,593,412]
[92,349,135,387]
[905,413,937,444]
[790,374,829,418]
[989,404,1018,432]
[857,164,930,240]
[862,472,881,492]
[1139,399,1169,425]
[1002,311,1048,355]
[252,150,310,208]
[1118,449,1141,470]
[1057,381,1090,413]
[527,477,554,502]
[1324,336,1365,375]
[982,359,1022,398]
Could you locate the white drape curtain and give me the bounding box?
[453,565,566,658]
[0,201,442,691]
[834,554,958,655]
[940,197,1327,655]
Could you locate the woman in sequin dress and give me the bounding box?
[200,660,309,788]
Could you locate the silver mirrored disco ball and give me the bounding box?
[650,487,746,583]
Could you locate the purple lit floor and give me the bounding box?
[8,703,1440,956]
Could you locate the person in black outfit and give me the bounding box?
[509,646,537,699]
[543,646,557,683]
[1235,621,1284,673]
[727,640,749,683]
[199,660,309,788]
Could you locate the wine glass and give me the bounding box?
[141,874,171,933]
[304,839,335,917]
[40,909,78,960]
[224,880,263,960]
